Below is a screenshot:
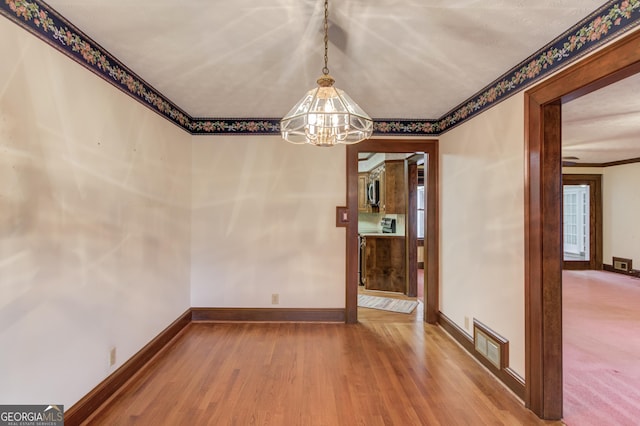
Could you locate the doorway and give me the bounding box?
[346,139,438,324]
[562,174,602,270]
[524,30,640,419]
[356,152,424,299]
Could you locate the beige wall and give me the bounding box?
[439,93,526,376]
[567,164,640,266]
[191,136,346,308]
[0,20,192,407]
[602,163,640,266]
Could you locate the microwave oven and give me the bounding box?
[367,180,380,207]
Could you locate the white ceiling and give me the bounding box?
[40,0,640,163]
[563,73,640,164]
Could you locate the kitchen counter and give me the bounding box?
[359,232,404,237]
[361,234,406,293]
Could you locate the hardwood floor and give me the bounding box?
[85,308,560,425]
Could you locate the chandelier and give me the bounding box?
[280,0,373,147]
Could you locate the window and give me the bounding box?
[563,184,590,261]
[417,185,425,238]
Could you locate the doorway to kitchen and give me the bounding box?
[357,152,419,295]
[357,151,425,323]
[345,139,439,324]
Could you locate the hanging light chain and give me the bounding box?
[323,0,329,75]
[280,0,372,146]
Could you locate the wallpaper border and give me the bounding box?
[1,0,639,136]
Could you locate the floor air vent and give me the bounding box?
[473,320,508,370]
[613,257,632,273]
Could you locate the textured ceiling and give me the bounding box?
[7,1,640,163]
[563,73,640,164]
[44,0,605,119]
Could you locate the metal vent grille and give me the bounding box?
[613,257,632,273]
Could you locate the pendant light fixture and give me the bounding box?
[280,0,373,147]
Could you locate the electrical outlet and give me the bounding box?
[464,316,470,330]
[271,294,279,305]
[109,347,117,367]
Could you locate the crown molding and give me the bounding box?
[565,156,640,167]
[2,0,639,136]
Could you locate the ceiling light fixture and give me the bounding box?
[280,0,373,147]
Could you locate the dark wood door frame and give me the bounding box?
[525,30,640,419]
[407,161,419,297]
[346,139,439,324]
[562,174,603,271]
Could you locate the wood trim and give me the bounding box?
[347,145,359,323]
[64,310,192,426]
[191,308,346,322]
[599,157,640,167]
[566,157,640,168]
[438,313,525,399]
[603,263,640,278]
[346,139,439,324]
[438,311,472,347]
[528,100,564,419]
[562,174,603,271]
[407,162,418,297]
[562,260,590,270]
[473,319,509,370]
[424,144,439,324]
[525,29,640,420]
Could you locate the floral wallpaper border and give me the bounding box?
[434,0,640,134]
[1,0,639,136]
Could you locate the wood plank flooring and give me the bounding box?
[85,306,560,425]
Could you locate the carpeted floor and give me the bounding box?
[563,270,640,426]
[358,294,418,314]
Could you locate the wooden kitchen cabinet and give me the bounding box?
[384,160,406,214]
[364,236,406,293]
[358,173,370,213]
